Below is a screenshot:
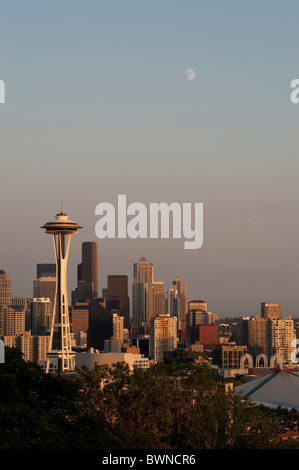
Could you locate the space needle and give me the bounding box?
[41,207,82,374]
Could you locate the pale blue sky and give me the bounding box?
[0,1,298,317]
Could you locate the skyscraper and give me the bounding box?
[41,209,82,373]
[188,300,207,312]
[132,256,154,330]
[261,302,281,320]
[175,276,188,332]
[185,299,207,345]
[166,284,180,317]
[36,263,56,279]
[11,297,28,308]
[147,281,165,325]
[150,314,177,363]
[88,299,113,351]
[11,297,31,331]
[266,316,296,364]
[107,275,130,329]
[33,277,56,309]
[0,270,12,335]
[0,270,11,310]
[247,316,267,357]
[32,264,56,334]
[1,305,25,336]
[71,299,90,333]
[82,241,99,298]
[31,297,52,336]
[112,312,124,342]
[72,241,99,303]
[166,285,181,336]
[3,332,50,364]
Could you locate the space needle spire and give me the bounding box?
[41,208,82,374]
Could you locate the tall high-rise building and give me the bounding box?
[11,297,31,331]
[166,285,180,335]
[33,277,56,309]
[174,277,188,335]
[166,285,180,316]
[82,241,99,298]
[261,302,281,320]
[72,241,99,304]
[188,300,207,312]
[147,281,164,325]
[185,300,208,345]
[266,316,296,364]
[36,335,51,363]
[1,305,25,336]
[132,256,154,329]
[33,265,56,333]
[36,264,56,279]
[88,299,113,351]
[41,209,82,373]
[31,297,52,336]
[247,316,267,357]
[102,288,108,300]
[150,314,177,363]
[107,275,130,329]
[71,299,89,333]
[3,332,50,363]
[0,270,12,335]
[186,310,204,345]
[112,312,124,342]
[133,257,154,285]
[11,297,28,308]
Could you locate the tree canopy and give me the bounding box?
[0,347,297,449]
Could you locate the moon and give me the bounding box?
[186,68,195,81]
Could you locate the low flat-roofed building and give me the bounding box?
[75,348,149,371]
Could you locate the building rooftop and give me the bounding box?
[235,368,299,410]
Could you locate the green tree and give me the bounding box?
[0,348,291,449]
[75,361,281,449]
[0,347,80,448]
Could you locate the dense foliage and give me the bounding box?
[0,347,298,449]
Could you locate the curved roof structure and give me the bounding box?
[235,369,299,410]
[41,212,82,235]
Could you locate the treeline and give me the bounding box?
[0,347,298,449]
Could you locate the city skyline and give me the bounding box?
[0,235,296,321]
[0,1,298,318]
